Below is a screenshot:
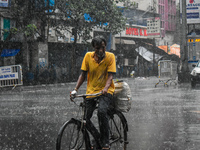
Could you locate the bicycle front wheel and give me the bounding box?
[109,110,128,150]
[56,118,87,150]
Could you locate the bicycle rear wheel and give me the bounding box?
[109,110,128,150]
[56,118,87,150]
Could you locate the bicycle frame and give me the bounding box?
[81,96,101,149]
[67,95,102,149]
[57,92,128,150]
[78,95,128,148]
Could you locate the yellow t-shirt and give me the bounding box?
[81,51,116,96]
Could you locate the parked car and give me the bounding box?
[190,60,200,87]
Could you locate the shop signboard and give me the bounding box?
[115,25,148,39]
[116,21,160,39]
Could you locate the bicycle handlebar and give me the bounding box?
[75,92,102,98]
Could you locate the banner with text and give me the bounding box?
[0,66,18,80]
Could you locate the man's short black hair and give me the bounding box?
[91,35,107,47]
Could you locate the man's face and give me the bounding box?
[94,42,106,58]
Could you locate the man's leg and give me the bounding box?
[98,95,112,148]
[85,100,101,147]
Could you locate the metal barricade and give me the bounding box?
[155,60,177,87]
[0,65,23,88]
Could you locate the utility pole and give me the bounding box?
[152,0,156,76]
[180,0,189,82]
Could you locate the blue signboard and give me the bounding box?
[34,0,55,12]
[84,13,108,26]
[45,0,54,12]
[187,13,199,19]
[45,0,54,6]
[70,37,74,42]
[1,49,20,57]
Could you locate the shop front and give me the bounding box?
[114,25,155,77]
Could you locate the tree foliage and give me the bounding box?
[55,0,127,41]
[6,0,128,42]
[2,1,44,41]
[2,24,37,40]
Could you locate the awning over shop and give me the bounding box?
[1,49,20,57]
[135,46,163,63]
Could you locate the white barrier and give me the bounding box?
[155,60,177,87]
[0,65,23,88]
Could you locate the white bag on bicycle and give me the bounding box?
[113,81,132,112]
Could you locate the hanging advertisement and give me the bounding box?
[180,0,200,24]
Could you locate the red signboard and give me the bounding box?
[126,27,147,36]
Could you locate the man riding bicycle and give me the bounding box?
[70,35,116,150]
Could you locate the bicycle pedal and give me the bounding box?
[125,141,129,144]
[91,140,100,150]
[110,133,118,140]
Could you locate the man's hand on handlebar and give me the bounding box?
[70,89,77,101]
[102,87,108,95]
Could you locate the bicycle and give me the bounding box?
[56,92,129,150]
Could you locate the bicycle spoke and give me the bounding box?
[59,121,85,150]
[109,113,127,150]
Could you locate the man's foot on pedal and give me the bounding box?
[91,139,101,150]
[101,144,110,150]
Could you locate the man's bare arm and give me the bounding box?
[75,71,87,91]
[102,73,113,94]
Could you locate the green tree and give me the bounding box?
[55,0,127,41]
[55,0,127,78]
[8,0,50,41]
[3,0,52,73]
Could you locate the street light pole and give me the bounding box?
[152,0,156,76]
[180,0,189,82]
[153,38,155,75]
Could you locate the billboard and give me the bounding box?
[147,17,161,38]
[180,0,200,24]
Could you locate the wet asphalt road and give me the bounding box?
[1,77,200,150]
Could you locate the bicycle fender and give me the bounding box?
[115,109,129,132]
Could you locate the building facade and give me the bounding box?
[0,0,179,84]
[118,0,177,46]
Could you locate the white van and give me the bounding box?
[191,60,200,87]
